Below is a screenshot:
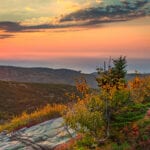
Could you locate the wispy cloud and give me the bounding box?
[0,0,149,35]
[0,34,14,39]
[0,22,24,32]
[60,0,149,22]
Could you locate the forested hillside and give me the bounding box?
[0,81,76,122]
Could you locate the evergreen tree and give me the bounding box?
[63,56,150,148]
[96,56,127,138]
[96,56,127,90]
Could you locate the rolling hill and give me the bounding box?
[0,80,76,122]
[0,66,97,88]
[0,66,149,123]
[0,66,149,89]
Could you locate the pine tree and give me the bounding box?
[96,56,127,138]
[96,56,127,90]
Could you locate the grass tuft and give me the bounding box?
[0,104,66,133]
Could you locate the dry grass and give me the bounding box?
[0,104,66,133]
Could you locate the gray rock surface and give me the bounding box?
[0,118,75,150]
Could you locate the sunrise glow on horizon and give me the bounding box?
[0,0,150,72]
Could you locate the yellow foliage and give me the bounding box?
[129,76,150,103]
[64,93,105,140]
[0,104,66,133]
[75,77,90,96]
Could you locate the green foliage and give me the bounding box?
[112,56,127,80]
[112,142,130,150]
[76,135,96,149]
[142,135,149,141]
[64,95,104,139]
[112,102,150,127]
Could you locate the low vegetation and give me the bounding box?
[0,81,76,122]
[0,57,149,149]
[0,104,66,132]
[63,57,150,149]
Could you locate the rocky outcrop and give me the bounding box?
[0,118,75,150]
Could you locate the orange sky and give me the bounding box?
[0,0,149,73]
[0,17,150,60]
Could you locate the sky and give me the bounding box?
[0,0,150,73]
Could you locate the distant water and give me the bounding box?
[0,58,149,74]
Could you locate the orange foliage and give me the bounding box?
[0,104,66,132]
[75,77,89,96]
[129,76,150,103]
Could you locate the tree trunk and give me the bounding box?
[106,98,110,137]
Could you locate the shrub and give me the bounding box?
[0,104,66,132]
[112,142,130,150]
[63,57,150,149]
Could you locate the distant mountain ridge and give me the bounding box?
[0,66,149,88]
[91,72,150,80]
[0,66,97,88]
